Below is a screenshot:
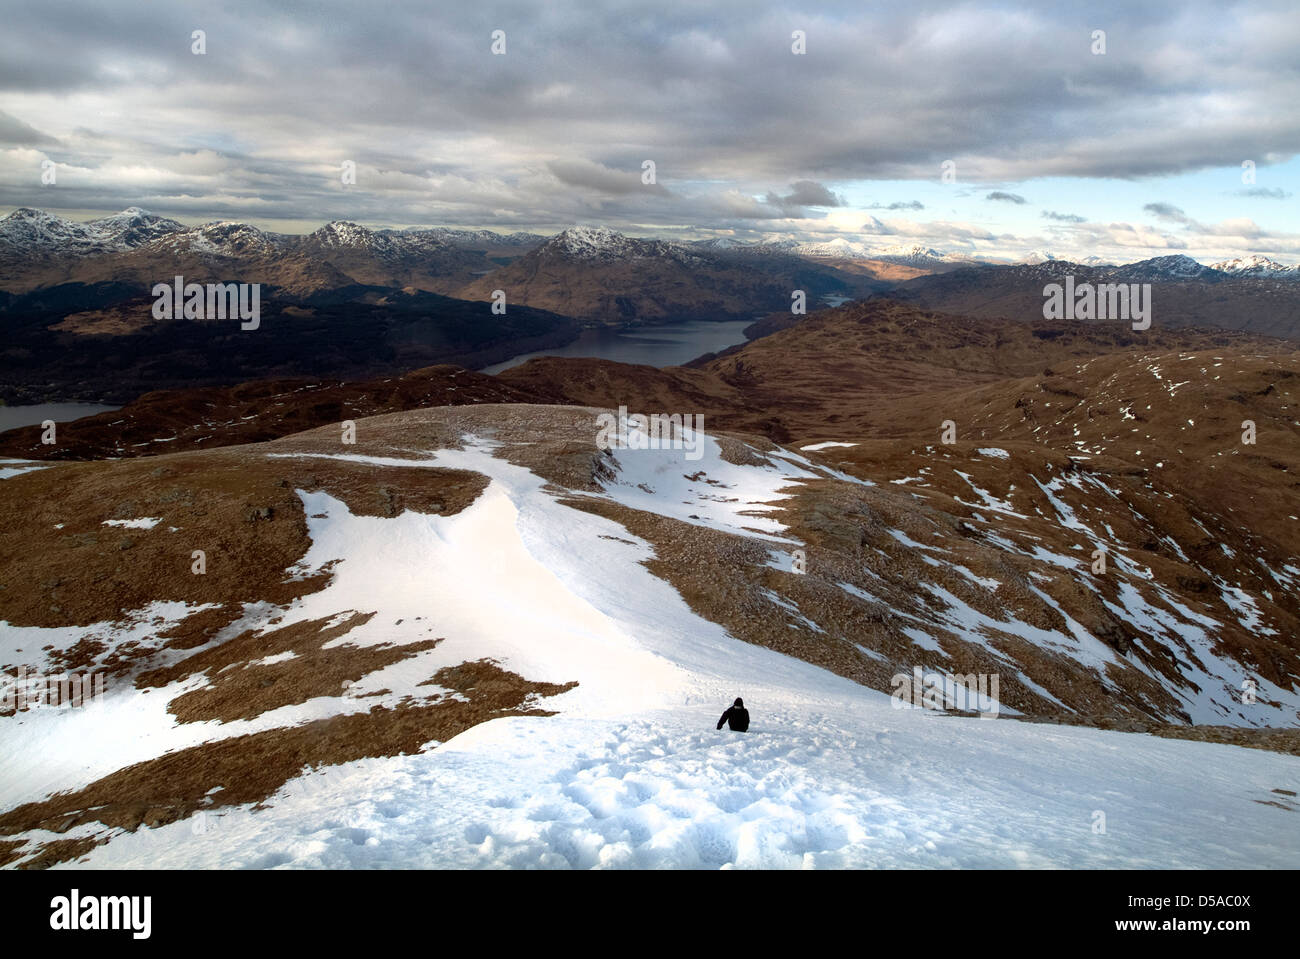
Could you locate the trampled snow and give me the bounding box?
[72,697,1300,870]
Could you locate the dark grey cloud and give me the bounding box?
[986,192,1027,205]
[763,180,844,213]
[1144,202,1192,224]
[1042,211,1086,223]
[546,159,671,197]
[0,110,59,147]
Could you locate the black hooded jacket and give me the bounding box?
[716,698,750,732]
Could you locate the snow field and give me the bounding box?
[72,696,1300,869]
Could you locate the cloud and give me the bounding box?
[546,158,670,197]
[1199,217,1265,239]
[876,219,998,243]
[859,216,895,235]
[0,110,58,147]
[1236,187,1293,200]
[1107,222,1188,249]
[869,200,924,211]
[763,180,844,214]
[1042,210,1086,223]
[986,191,1027,205]
[710,190,791,220]
[1143,202,1194,225]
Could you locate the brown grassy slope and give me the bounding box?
[498,299,1293,441]
[890,270,1300,340]
[0,445,486,631]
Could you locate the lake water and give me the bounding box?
[0,402,119,431]
[480,318,755,375]
[0,320,762,427]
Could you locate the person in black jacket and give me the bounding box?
[716,697,750,732]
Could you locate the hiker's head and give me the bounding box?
[734,697,744,708]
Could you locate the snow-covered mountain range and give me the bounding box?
[0,207,187,259]
[5,208,1296,275]
[0,208,545,267]
[1210,253,1300,277]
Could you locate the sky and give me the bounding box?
[1,0,1298,263]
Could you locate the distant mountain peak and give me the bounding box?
[877,243,944,259]
[6,206,58,221]
[1115,253,1212,279]
[548,226,629,253]
[401,226,543,249]
[1148,253,1203,268]
[89,208,186,248]
[151,219,278,258]
[309,220,378,247]
[539,226,695,263]
[1210,253,1297,277]
[756,237,873,258]
[0,207,125,258]
[869,243,966,267]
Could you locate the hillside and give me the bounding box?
[499,300,1294,438]
[454,227,883,323]
[0,285,580,405]
[890,259,1300,340]
[1,400,1297,869]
